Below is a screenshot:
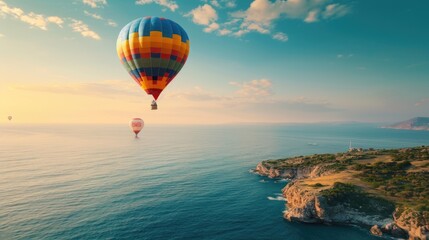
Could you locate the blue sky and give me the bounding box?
[0,0,428,124]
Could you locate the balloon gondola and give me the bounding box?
[151,100,157,110]
[117,16,190,110]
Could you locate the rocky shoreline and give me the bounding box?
[255,147,429,240]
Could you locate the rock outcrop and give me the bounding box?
[282,182,393,226]
[394,208,429,240]
[281,180,428,239]
[256,146,429,240]
[380,222,408,239]
[255,162,331,179]
[370,225,383,236]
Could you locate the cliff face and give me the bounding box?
[280,179,429,239]
[282,182,393,226]
[394,208,429,240]
[256,146,429,240]
[255,162,330,179]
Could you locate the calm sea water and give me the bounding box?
[1,123,428,240]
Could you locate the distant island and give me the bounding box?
[383,117,429,131]
[255,146,429,239]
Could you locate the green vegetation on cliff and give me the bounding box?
[261,146,429,210]
[354,151,429,209]
[321,182,395,218]
[264,153,360,172]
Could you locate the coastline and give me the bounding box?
[255,146,429,239]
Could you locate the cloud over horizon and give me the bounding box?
[230,79,273,98]
[11,80,141,98]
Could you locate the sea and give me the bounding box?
[1,123,428,240]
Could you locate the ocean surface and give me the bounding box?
[1,123,429,240]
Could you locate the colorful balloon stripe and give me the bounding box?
[117,17,190,100]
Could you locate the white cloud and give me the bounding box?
[135,0,178,12]
[46,16,64,27]
[83,10,117,27]
[246,22,269,34]
[323,3,350,19]
[107,19,117,27]
[0,1,24,16]
[0,33,4,37]
[0,0,63,30]
[187,4,246,36]
[225,0,236,8]
[187,4,218,25]
[83,0,107,8]
[204,22,220,32]
[232,0,279,27]
[205,0,235,9]
[224,18,240,26]
[233,29,248,37]
[18,13,46,29]
[227,0,350,37]
[229,79,273,98]
[210,0,220,8]
[304,10,318,23]
[272,32,288,42]
[70,19,101,40]
[218,28,232,35]
[0,1,104,39]
[415,99,429,107]
[84,10,102,20]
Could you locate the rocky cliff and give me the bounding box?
[255,162,331,179]
[394,208,429,240]
[282,181,393,226]
[255,147,429,240]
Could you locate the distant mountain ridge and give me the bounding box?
[385,117,429,131]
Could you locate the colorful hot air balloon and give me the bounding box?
[8,116,12,121]
[117,17,190,110]
[129,118,144,137]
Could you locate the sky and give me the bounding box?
[0,0,428,124]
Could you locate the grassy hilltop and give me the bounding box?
[262,146,429,210]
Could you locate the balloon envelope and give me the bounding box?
[8,116,12,121]
[129,118,144,136]
[117,16,190,100]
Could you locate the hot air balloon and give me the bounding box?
[8,116,12,121]
[117,17,190,110]
[129,118,144,137]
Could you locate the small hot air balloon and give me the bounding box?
[117,16,190,110]
[129,118,144,137]
[8,116,12,121]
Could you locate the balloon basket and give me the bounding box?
[151,101,158,110]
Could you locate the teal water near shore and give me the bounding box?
[1,123,428,239]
